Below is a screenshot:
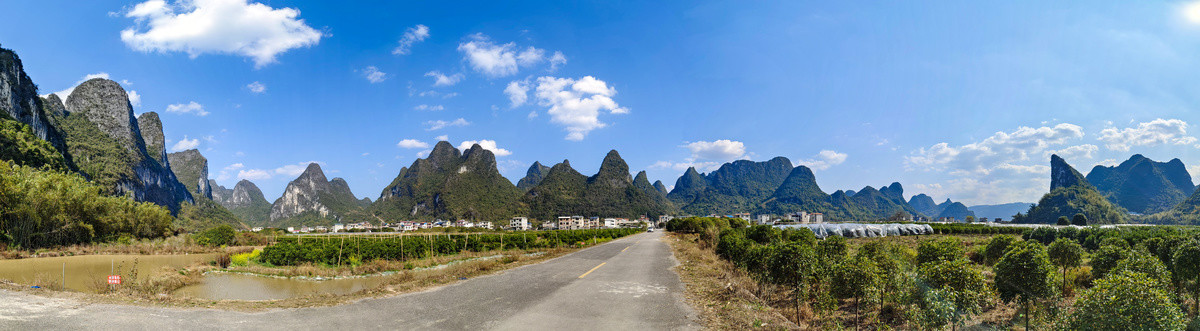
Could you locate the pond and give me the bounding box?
[173,272,397,301]
[0,254,218,293]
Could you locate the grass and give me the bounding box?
[1,235,227,259]
[666,232,800,330]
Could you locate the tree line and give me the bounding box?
[667,216,1198,330]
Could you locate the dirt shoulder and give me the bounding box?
[665,232,800,330]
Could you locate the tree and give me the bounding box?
[857,241,915,321]
[917,237,964,265]
[1091,244,1130,280]
[1114,249,1171,287]
[918,259,990,328]
[965,215,976,223]
[1047,238,1083,294]
[983,235,1018,265]
[1057,216,1070,226]
[197,225,237,246]
[832,260,880,329]
[769,241,817,324]
[994,241,1056,330]
[1071,213,1088,226]
[1172,242,1200,315]
[1069,270,1185,330]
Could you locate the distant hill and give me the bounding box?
[375,142,526,222]
[212,179,272,226]
[516,161,550,191]
[668,157,793,215]
[167,149,244,231]
[523,151,676,220]
[1086,154,1194,214]
[908,194,939,218]
[935,200,975,220]
[969,202,1032,221]
[270,163,371,227]
[1018,155,1127,224]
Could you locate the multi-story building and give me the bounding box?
[510,217,530,231]
[558,216,586,230]
[809,213,823,223]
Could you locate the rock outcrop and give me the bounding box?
[0,46,66,153]
[167,149,212,199]
[61,78,192,212]
[271,163,366,225]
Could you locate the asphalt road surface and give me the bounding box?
[0,231,697,330]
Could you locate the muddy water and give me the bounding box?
[0,254,218,293]
[173,272,396,301]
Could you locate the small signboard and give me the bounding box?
[107,275,121,285]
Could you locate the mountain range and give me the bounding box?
[16,45,1200,229]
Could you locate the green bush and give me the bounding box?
[259,228,641,266]
[1069,270,1184,330]
[197,225,236,246]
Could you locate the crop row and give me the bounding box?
[259,228,642,266]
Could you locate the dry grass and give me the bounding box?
[667,233,800,330]
[1,235,234,259]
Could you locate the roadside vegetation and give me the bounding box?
[666,216,1200,330]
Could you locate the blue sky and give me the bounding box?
[5,0,1200,205]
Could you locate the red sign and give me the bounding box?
[107,275,121,285]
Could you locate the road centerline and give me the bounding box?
[578,262,606,278]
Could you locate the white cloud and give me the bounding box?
[457,140,512,156]
[416,150,431,158]
[127,90,142,107]
[1047,144,1099,160]
[247,81,266,93]
[906,123,1084,173]
[533,76,628,140]
[170,136,200,151]
[121,0,322,68]
[49,73,111,99]
[505,80,529,107]
[413,104,444,111]
[397,139,430,149]
[1097,118,1196,151]
[362,66,388,83]
[457,33,556,77]
[392,24,429,55]
[274,161,320,177]
[165,101,209,116]
[435,135,449,141]
[425,118,470,131]
[424,70,463,86]
[649,160,723,173]
[237,169,272,180]
[548,51,567,71]
[797,150,848,170]
[684,140,746,161]
[904,123,1088,205]
[651,140,748,173]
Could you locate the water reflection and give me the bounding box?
[0,254,217,292]
[174,272,396,301]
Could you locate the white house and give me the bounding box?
[510,217,530,231]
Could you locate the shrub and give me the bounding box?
[917,238,964,265]
[196,225,236,246]
[983,235,1018,265]
[215,254,231,268]
[1069,270,1184,330]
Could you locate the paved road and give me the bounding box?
[0,231,697,330]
